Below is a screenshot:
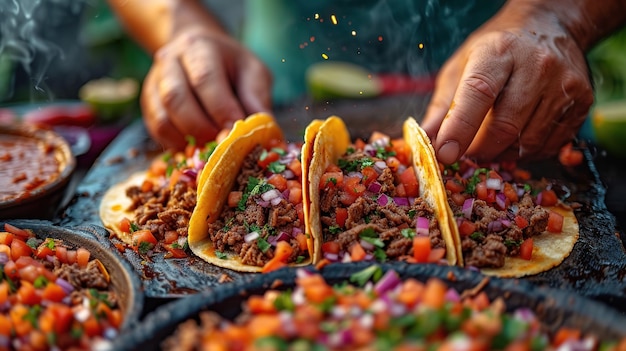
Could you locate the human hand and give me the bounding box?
[421,5,593,164]
[141,26,273,150]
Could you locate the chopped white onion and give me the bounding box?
[486,178,502,190]
[244,231,260,243]
[261,189,281,201]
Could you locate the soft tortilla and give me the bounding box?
[188,114,314,272]
[480,205,579,277]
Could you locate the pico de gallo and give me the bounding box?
[208,141,309,272]
[118,137,217,259]
[162,265,625,350]
[0,223,122,350]
[441,158,565,268]
[318,133,446,266]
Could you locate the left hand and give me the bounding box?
[421,4,593,164]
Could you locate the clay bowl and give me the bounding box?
[0,123,76,219]
[112,262,626,350]
[0,219,144,345]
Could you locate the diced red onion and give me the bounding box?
[444,288,461,303]
[535,191,543,206]
[270,197,283,206]
[282,189,290,199]
[374,161,387,171]
[0,253,8,265]
[364,253,374,261]
[462,167,475,179]
[182,168,198,180]
[495,192,507,210]
[278,154,295,165]
[500,219,512,228]
[390,303,407,317]
[393,197,410,206]
[282,170,295,179]
[488,220,503,233]
[262,189,281,202]
[56,278,74,294]
[513,308,536,323]
[415,216,429,237]
[267,235,278,246]
[396,164,407,174]
[347,172,363,179]
[360,239,375,251]
[516,185,526,197]
[244,231,260,243]
[292,227,303,236]
[373,270,401,296]
[364,144,376,156]
[367,182,382,193]
[462,198,474,219]
[377,194,389,206]
[500,171,513,182]
[276,231,291,242]
[178,174,192,183]
[467,265,480,272]
[486,178,502,190]
[324,252,339,261]
[295,268,313,279]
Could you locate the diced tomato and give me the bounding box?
[55,246,68,263]
[119,217,132,233]
[398,167,419,197]
[148,158,168,177]
[257,150,281,169]
[50,304,74,334]
[0,232,13,245]
[10,305,32,336]
[267,174,288,192]
[450,192,466,207]
[163,231,179,245]
[547,211,564,233]
[66,250,77,265]
[164,244,187,258]
[386,156,401,172]
[503,183,519,203]
[4,223,33,239]
[354,138,367,151]
[335,208,348,228]
[320,171,343,189]
[395,278,424,308]
[350,242,366,262]
[262,258,287,274]
[338,191,358,206]
[559,142,584,167]
[486,189,496,204]
[76,247,90,268]
[287,159,302,178]
[295,233,308,252]
[4,260,17,280]
[322,241,340,254]
[35,241,55,260]
[344,176,366,197]
[475,182,488,200]
[412,236,431,263]
[395,183,407,197]
[247,295,277,314]
[132,229,158,252]
[295,203,304,223]
[513,168,532,182]
[391,138,411,165]
[228,191,243,208]
[446,179,465,194]
[540,189,559,206]
[42,283,66,302]
[458,220,477,237]
[184,143,197,158]
[427,247,446,263]
[17,281,41,305]
[289,187,303,205]
[0,282,8,306]
[519,238,533,260]
[514,215,529,229]
[10,239,33,261]
[553,327,581,347]
[488,169,502,181]
[274,241,293,262]
[421,278,447,309]
[0,314,11,336]
[83,315,102,337]
[361,167,378,186]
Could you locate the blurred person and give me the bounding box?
[108,0,626,164]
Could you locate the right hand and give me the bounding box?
[141,26,273,150]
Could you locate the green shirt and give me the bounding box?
[235,1,505,104]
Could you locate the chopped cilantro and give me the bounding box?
[328,225,341,234]
[296,255,306,263]
[215,251,228,259]
[257,237,271,253]
[359,227,377,238]
[26,237,40,249]
[130,222,140,233]
[524,184,532,193]
[245,222,262,234]
[364,215,371,224]
[185,135,196,146]
[316,296,337,313]
[161,152,172,162]
[268,161,286,174]
[183,240,189,251]
[70,326,83,339]
[375,146,396,160]
[346,146,356,154]
[470,232,485,241]
[90,289,113,308]
[328,177,337,185]
[138,241,153,255]
[407,209,417,220]
[360,235,385,248]
[200,141,218,161]
[504,239,522,249]
[166,165,174,178]
[45,238,56,250]
[465,168,489,194]
[238,178,275,211]
[33,276,48,289]
[177,159,187,169]
[273,291,295,311]
[401,228,416,239]
[338,157,375,172]
[47,332,57,346]
[374,248,387,262]
[171,243,181,249]
[23,305,41,328]
[271,147,287,156]
[349,265,383,286]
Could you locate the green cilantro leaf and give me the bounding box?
[401,228,416,239]
[470,232,485,241]
[374,248,387,262]
[130,222,140,233]
[200,141,218,161]
[273,291,295,311]
[360,235,385,248]
[33,276,48,289]
[328,225,341,234]
[185,135,196,146]
[257,237,271,253]
[268,161,286,174]
[138,241,153,255]
[45,238,56,250]
[407,209,417,220]
[271,147,287,156]
[349,265,383,286]
[215,251,228,259]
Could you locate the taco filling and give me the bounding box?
[441,157,573,271]
[317,134,446,264]
[207,142,309,269]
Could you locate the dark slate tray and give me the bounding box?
[55,116,626,314]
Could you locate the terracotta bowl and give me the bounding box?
[0,123,76,219]
[112,262,626,350]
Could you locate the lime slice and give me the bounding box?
[79,77,139,122]
[592,100,626,158]
[306,62,382,100]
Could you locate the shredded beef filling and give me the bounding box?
[449,193,549,268]
[320,152,444,260]
[207,146,307,267]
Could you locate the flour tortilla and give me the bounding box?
[99,172,148,245]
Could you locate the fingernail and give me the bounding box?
[438,141,460,165]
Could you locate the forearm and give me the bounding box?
[503,0,626,52]
[107,0,227,54]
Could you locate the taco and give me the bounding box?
[99,112,276,257]
[303,116,461,266]
[440,157,579,277]
[188,114,313,272]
